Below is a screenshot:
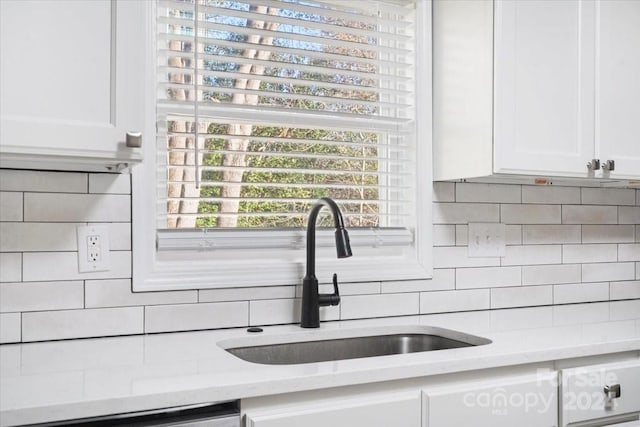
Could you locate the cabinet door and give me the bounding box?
[0,0,144,159]
[245,393,421,427]
[595,0,640,179]
[494,0,596,177]
[423,372,558,427]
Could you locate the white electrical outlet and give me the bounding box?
[77,225,111,272]
[468,223,506,258]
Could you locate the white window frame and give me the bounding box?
[132,0,432,292]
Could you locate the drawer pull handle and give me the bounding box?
[587,159,601,170]
[604,384,621,400]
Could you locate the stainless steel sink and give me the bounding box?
[221,326,491,365]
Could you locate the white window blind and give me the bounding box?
[156,0,417,239]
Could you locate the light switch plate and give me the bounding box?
[468,223,505,257]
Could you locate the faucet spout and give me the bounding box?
[301,197,352,328]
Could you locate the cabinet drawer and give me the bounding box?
[423,372,558,427]
[244,392,421,427]
[561,359,640,426]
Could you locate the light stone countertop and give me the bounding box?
[1,300,640,426]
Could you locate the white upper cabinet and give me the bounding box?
[596,0,640,178]
[494,0,595,177]
[0,0,145,172]
[433,0,640,182]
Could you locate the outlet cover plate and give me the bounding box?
[77,225,111,272]
[468,223,505,258]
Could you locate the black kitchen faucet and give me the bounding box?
[300,197,352,328]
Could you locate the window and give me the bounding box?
[132,0,431,291]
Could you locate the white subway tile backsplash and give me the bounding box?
[428,268,456,290]
[200,286,295,303]
[248,299,338,326]
[22,251,131,282]
[433,182,455,202]
[22,307,143,341]
[0,170,87,193]
[0,169,87,193]
[0,222,80,252]
[420,289,490,314]
[582,225,635,244]
[0,281,83,313]
[501,245,562,266]
[145,302,248,333]
[553,282,609,304]
[456,183,521,203]
[433,225,456,246]
[24,193,130,222]
[619,244,640,262]
[522,225,581,244]
[89,174,131,194]
[562,205,618,224]
[341,293,419,320]
[501,204,561,224]
[456,266,521,289]
[432,203,499,224]
[250,299,298,325]
[582,262,636,283]
[619,206,640,224]
[491,285,552,309]
[0,222,131,252]
[581,188,636,206]
[522,264,581,286]
[434,246,501,268]
[381,277,452,293]
[423,310,492,334]
[3,170,640,343]
[456,224,522,246]
[610,281,640,300]
[86,279,197,308]
[316,281,380,296]
[0,313,21,343]
[104,223,132,251]
[455,225,468,246]
[0,192,22,221]
[562,244,617,264]
[505,225,523,245]
[0,253,21,282]
[521,186,580,205]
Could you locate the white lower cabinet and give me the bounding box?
[242,357,640,427]
[560,360,640,426]
[422,372,558,427]
[244,392,421,427]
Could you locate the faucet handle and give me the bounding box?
[332,273,340,299]
[319,274,341,307]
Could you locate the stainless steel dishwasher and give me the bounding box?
[31,401,240,427]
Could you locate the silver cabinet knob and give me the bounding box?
[604,384,621,400]
[602,159,615,171]
[587,159,600,170]
[126,132,142,148]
